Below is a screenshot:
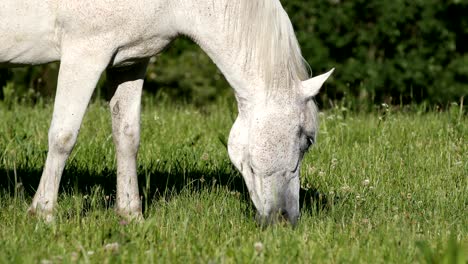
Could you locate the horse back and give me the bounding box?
[0,0,175,68]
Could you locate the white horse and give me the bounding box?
[0,0,333,225]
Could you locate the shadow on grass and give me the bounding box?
[0,163,331,216]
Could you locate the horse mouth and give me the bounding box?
[255,208,299,227]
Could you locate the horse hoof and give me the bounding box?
[27,207,55,223]
[116,209,144,223]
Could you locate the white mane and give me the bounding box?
[225,0,310,94]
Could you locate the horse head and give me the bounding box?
[228,69,334,226]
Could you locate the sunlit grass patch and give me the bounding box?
[0,99,466,263]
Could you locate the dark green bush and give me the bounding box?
[1,0,466,106]
[287,0,467,105]
[144,38,231,106]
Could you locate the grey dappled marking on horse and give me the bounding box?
[0,0,333,225]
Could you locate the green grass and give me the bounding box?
[0,98,466,263]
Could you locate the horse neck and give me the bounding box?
[172,0,298,115]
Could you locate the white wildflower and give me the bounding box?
[254,242,264,254]
[104,242,120,253]
[362,179,370,186]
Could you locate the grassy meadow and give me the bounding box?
[0,96,466,263]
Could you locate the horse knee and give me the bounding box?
[48,129,78,155]
[114,123,140,155]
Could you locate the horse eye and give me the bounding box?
[299,128,316,151]
[301,135,315,152]
[306,131,316,148]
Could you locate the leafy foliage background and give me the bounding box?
[1,0,466,106]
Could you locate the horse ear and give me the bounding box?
[301,68,334,99]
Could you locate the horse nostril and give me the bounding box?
[255,209,297,227]
[279,209,289,221]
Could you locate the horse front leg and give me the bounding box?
[107,60,148,221]
[28,46,112,222]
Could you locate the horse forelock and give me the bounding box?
[225,0,310,96]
